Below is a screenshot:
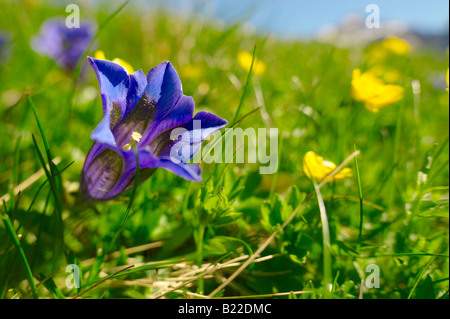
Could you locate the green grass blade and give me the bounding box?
[195,223,206,294]
[353,142,364,251]
[312,178,333,294]
[28,97,58,180]
[28,97,51,155]
[30,134,62,214]
[269,130,282,202]
[30,135,54,198]
[28,97,63,215]
[1,212,38,299]
[8,136,21,213]
[36,273,65,299]
[213,145,244,194]
[31,134,65,265]
[231,45,257,125]
[407,255,436,299]
[357,252,449,259]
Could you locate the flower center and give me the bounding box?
[122,131,142,151]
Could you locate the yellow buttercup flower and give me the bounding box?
[446,68,449,93]
[94,50,134,74]
[237,50,266,76]
[367,37,411,65]
[381,37,411,56]
[351,69,404,112]
[303,151,352,182]
[94,50,106,60]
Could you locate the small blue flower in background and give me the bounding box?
[80,58,228,201]
[0,31,12,62]
[31,18,96,72]
[0,32,9,51]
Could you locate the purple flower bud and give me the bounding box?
[31,18,96,72]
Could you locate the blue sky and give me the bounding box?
[159,0,449,37]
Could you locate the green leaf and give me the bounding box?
[211,212,243,226]
[240,170,262,200]
[415,275,436,299]
[269,194,284,227]
[281,232,313,264]
[36,273,65,299]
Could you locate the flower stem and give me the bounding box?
[231,46,256,125]
[353,142,364,252]
[196,224,206,294]
[388,99,405,213]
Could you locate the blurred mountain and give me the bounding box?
[316,14,449,51]
[413,30,449,51]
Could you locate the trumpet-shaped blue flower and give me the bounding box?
[80,57,227,201]
[31,18,96,71]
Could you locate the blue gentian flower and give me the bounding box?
[80,57,228,201]
[31,18,96,71]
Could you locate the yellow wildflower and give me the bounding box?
[94,50,106,60]
[351,69,404,112]
[446,68,449,93]
[367,37,411,65]
[94,50,134,74]
[381,37,411,56]
[237,50,266,76]
[303,151,352,182]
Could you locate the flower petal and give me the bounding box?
[90,114,117,146]
[144,61,183,121]
[80,147,125,200]
[125,69,147,116]
[157,111,228,164]
[138,149,202,182]
[32,19,96,71]
[142,95,195,149]
[88,57,131,146]
[182,111,229,143]
[105,147,202,198]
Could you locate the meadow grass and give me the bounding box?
[0,1,448,299]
